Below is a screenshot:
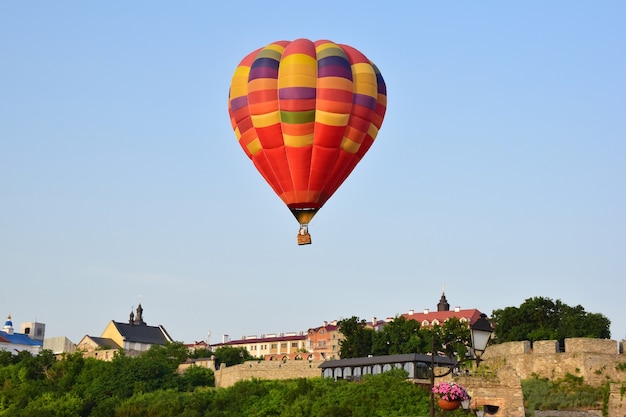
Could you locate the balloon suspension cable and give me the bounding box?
[297,224,312,246]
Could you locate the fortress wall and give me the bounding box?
[214,360,324,388]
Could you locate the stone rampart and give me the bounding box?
[214,360,324,388]
[482,338,626,386]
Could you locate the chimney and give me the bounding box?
[222,334,230,343]
[372,316,377,325]
[424,308,429,314]
[455,306,461,312]
[408,309,414,315]
[323,320,328,327]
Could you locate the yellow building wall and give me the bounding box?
[100,321,124,348]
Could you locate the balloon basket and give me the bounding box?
[297,232,312,245]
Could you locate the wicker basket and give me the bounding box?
[297,232,312,245]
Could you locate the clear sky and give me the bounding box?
[1,2,624,346]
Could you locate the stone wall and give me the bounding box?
[476,338,626,417]
[482,338,626,386]
[214,360,324,388]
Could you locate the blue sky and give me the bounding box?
[1,2,624,346]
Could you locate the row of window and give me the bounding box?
[245,342,301,351]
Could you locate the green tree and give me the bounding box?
[337,316,375,358]
[491,296,611,345]
[371,315,423,355]
[178,365,215,390]
[212,346,253,368]
[340,315,472,360]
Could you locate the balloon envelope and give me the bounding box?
[228,39,387,237]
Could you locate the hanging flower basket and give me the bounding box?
[433,382,469,411]
[438,399,461,411]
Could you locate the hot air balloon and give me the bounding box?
[228,39,387,245]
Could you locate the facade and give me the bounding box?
[213,332,308,359]
[77,304,173,358]
[0,315,44,355]
[306,321,343,360]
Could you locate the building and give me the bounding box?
[307,320,343,360]
[402,291,484,328]
[0,315,44,355]
[77,304,174,359]
[43,336,77,355]
[319,352,455,381]
[213,332,308,359]
[20,321,46,342]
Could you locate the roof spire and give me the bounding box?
[437,287,450,312]
[135,304,145,325]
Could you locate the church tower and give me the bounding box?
[437,289,450,312]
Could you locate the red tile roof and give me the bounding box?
[213,334,306,347]
[402,308,484,325]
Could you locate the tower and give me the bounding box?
[437,288,450,312]
[21,321,46,341]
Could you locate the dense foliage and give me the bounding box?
[338,315,470,360]
[0,343,214,416]
[210,346,255,368]
[522,374,604,413]
[491,296,611,345]
[0,348,436,417]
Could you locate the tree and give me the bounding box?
[371,315,423,356]
[178,365,215,390]
[337,316,375,358]
[339,315,473,360]
[491,296,611,345]
[212,346,253,368]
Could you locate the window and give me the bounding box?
[280,343,287,349]
[291,342,298,348]
[271,344,277,349]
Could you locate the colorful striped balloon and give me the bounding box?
[228,39,387,245]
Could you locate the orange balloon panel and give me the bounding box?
[228,39,387,224]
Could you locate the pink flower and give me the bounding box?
[432,382,470,401]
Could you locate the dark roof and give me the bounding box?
[112,322,173,345]
[319,353,456,369]
[87,336,122,350]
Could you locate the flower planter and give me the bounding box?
[438,399,462,411]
